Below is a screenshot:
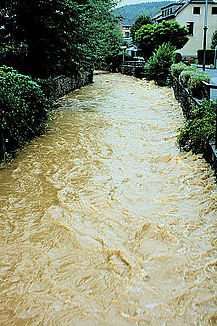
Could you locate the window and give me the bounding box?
[125,32,130,38]
[212,7,217,14]
[187,22,194,36]
[193,7,200,14]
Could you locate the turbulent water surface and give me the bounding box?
[0,73,217,325]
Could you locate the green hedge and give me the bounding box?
[170,62,189,78]
[178,100,216,154]
[0,66,51,162]
[171,63,211,99]
[197,49,215,65]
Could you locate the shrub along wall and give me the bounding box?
[170,63,211,100]
[0,66,51,161]
[171,63,217,174]
[0,66,93,162]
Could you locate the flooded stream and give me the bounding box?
[0,73,217,325]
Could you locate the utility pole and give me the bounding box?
[202,0,208,71]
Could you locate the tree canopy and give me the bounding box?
[130,14,153,43]
[135,21,189,59]
[0,0,123,77]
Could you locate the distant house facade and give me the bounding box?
[120,20,133,45]
[154,0,217,57]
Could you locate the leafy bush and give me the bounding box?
[143,43,175,86]
[178,100,216,154]
[211,30,217,49]
[170,62,189,78]
[0,66,51,161]
[179,67,196,87]
[172,52,182,63]
[35,77,55,101]
[187,70,211,98]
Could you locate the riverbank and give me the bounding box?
[0,69,93,163]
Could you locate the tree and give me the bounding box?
[0,0,122,77]
[130,14,153,43]
[211,30,217,48]
[143,42,175,86]
[135,24,155,58]
[154,21,189,50]
[135,20,189,59]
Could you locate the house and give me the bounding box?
[153,0,217,57]
[120,20,133,44]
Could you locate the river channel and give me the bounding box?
[0,73,217,325]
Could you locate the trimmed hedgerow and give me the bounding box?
[179,67,196,87]
[170,62,189,79]
[178,100,216,154]
[0,66,51,162]
[187,70,211,99]
[171,63,211,99]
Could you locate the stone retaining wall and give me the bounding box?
[172,77,217,175]
[172,77,202,119]
[53,71,93,100]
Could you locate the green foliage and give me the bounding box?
[154,21,189,49]
[143,43,175,86]
[1,0,123,77]
[211,30,217,49]
[135,21,189,59]
[170,62,189,78]
[35,77,56,102]
[179,68,196,87]
[171,63,211,98]
[135,24,155,59]
[0,66,51,161]
[187,70,211,98]
[178,100,216,154]
[130,14,153,43]
[172,52,182,64]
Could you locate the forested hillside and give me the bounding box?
[114,1,172,23]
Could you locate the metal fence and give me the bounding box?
[121,61,145,68]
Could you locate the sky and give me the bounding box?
[115,0,177,7]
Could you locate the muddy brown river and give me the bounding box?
[0,73,217,325]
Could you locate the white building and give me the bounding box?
[154,0,217,57]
